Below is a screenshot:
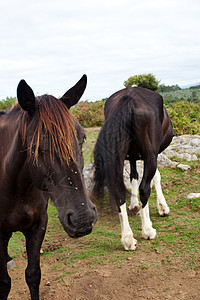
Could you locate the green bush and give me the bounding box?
[167,101,200,135]
[0,97,16,110]
[124,73,159,91]
[1,96,200,136]
[71,100,105,127]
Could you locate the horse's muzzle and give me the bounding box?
[62,204,97,238]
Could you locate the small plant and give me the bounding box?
[0,97,17,110]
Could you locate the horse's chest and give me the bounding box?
[1,202,44,232]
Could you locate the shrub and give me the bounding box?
[167,101,200,135]
[0,97,17,110]
[71,100,105,127]
[124,73,159,91]
[1,96,200,136]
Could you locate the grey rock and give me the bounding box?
[187,193,200,199]
[177,163,191,171]
[83,135,199,193]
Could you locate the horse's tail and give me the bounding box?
[93,95,134,209]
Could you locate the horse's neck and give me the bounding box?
[0,114,27,182]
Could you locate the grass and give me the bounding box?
[8,128,200,276]
[83,127,100,165]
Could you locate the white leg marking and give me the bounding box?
[119,203,137,250]
[153,168,170,216]
[128,178,141,214]
[140,202,157,239]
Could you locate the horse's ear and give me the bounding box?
[17,80,36,114]
[60,74,87,109]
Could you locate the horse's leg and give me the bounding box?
[0,235,11,299]
[128,160,140,215]
[140,202,157,239]
[153,168,170,216]
[139,155,157,208]
[24,210,48,300]
[138,155,158,239]
[119,203,138,250]
[129,178,140,214]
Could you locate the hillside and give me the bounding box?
[1,89,200,136]
[160,87,200,105]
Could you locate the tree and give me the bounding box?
[158,84,181,92]
[124,73,160,91]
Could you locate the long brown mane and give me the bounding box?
[20,95,77,164]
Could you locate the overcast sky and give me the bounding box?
[0,0,199,101]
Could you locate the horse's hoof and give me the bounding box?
[158,204,170,217]
[7,259,16,270]
[142,228,157,240]
[128,205,141,215]
[121,235,138,251]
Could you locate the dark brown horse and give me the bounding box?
[0,75,97,299]
[93,86,173,250]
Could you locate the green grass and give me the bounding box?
[8,128,200,276]
[83,127,100,165]
[8,232,25,259]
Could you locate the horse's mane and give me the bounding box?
[19,95,77,165]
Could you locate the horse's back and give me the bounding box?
[104,86,173,156]
[105,86,163,121]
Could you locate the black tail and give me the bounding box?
[93,95,134,209]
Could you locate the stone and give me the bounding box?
[177,164,191,171]
[157,153,177,168]
[187,193,200,199]
[83,135,199,193]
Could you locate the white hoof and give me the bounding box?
[121,231,138,250]
[158,203,170,216]
[128,204,141,215]
[142,227,157,240]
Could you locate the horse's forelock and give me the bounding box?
[20,95,77,165]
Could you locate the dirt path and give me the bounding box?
[8,248,199,300]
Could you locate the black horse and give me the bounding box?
[93,86,173,250]
[0,75,97,299]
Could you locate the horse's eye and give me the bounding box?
[80,135,86,145]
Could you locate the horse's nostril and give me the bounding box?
[66,212,74,228]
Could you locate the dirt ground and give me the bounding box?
[8,243,200,300]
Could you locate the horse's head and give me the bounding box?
[17,75,97,237]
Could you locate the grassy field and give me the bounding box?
[7,128,200,298]
[8,128,200,273]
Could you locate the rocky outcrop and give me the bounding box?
[83,135,200,198]
[159,135,200,170]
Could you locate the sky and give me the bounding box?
[0,0,200,101]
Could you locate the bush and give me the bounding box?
[1,96,200,136]
[124,73,160,91]
[0,97,17,110]
[167,101,200,135]
[71,100,105,127]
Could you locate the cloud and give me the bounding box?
[0,0,200,100]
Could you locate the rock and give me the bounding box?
[83,135,199,193]
[83,163,95,192]
[162,150,197,161]
[187,193,200,199]
[177,164,191,171]
[166,135,200,155]
[7,260,16,270]
[157,153,177,168]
